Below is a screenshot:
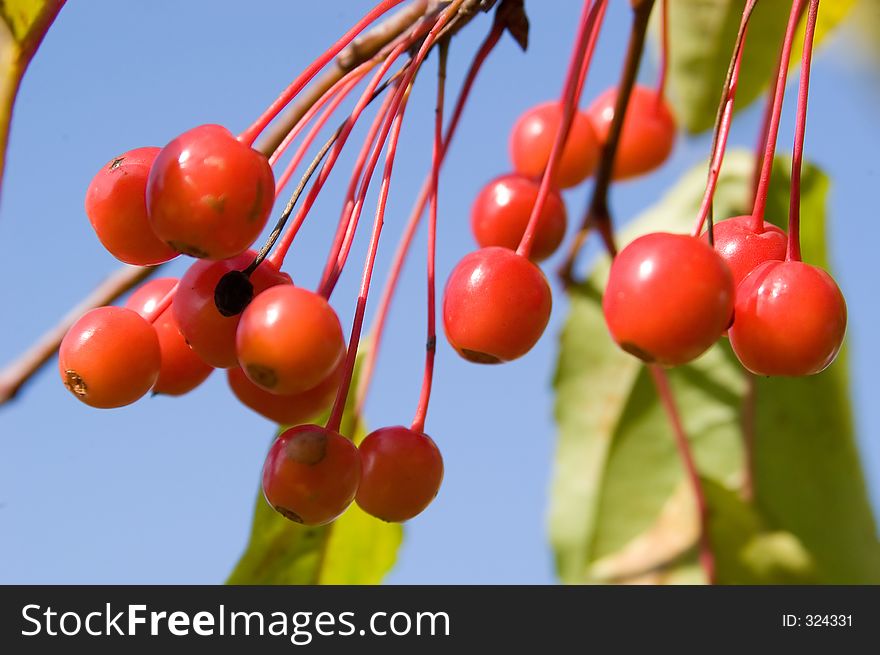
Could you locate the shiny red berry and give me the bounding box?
[470,173,567,262]
[125,278,213,396]
[146,124,275,260]
[262,425,361,525]
[356,426,443,523]
[85,147,178,265]
[227,364,341,426]
[729,260,846,376]
[58,306,161,408]
[710,215,788,288]
[587,85,676,180]
[173,251,290,368]
[603,233,734,365]
[443,247,552,363]
[509,102,600,189]
[236,285,346,395]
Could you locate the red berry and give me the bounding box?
[58,306,161,408]
[125,278,213,396]
[227,364,341,425]
[603,233,734,365]
[509,102,600,189]
[587,85,676,180]
[728,260,846,376]
[356,426,443,523]
[173,251,291,368]
[262,425,361,525]
[146,124,275,260]
[236,285,346,395]
[85,147,178,265]
[470,173,567,262]
[443,247,552,363]
[710,215,788,288]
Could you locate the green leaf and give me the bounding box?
[550,150,880,584]
[663,0,857,133]
[227,349,403,585]
[0,0,64,192]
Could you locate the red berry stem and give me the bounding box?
[326,2,463,434]
[268,63,370,169]
[411,38,448,434]
[266,30,426,269]
[655,0,669,105]
[787,0,819,263]
[318,84,403,299]
[516,0,606,260]
[691,0,758,239]
[750,2,808,206]
[237,0,406,147]
[558,0,656,282]
[648,365,717,584]
[750,0,807,232]
[355,21,503,416]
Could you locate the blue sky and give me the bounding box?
[0,1,877,584]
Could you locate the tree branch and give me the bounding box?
[0,0,479,409]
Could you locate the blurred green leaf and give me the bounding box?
[663,0,856,133]
[550,151,880,584]
[0,0,65,192]
[227,349,403,585]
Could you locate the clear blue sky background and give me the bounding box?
[0,1,877,584]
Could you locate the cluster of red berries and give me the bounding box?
[603,217,846,375]
[444,85,676,364]
[61,123,443,525]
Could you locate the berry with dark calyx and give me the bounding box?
[470,173,567,262]
[227,364,341,426]
[356,426,443,523]
[262,425,361,526]
[146,124,275,260]
[173,251,291,368]
[709,215,788,288]
[85,147,178,266]
[509,101,600,189]
[58,306,160,408]
[587,85,676,180]
[729,260,846,376]
[125,277,213,396]
[443,247,552,363]
[603,232,734,366]
[214,270,255,317]
[236,285,346,395]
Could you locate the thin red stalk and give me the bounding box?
[321,84,402,302]
[691,30,750,236]
[268,63,369,169]
[742,373,757,501]
[517,0,604,260]
[787,0,819,263]
[238,0,405,146]
[318,89,400,298]
[750,1,809,206]
[750,0,807,231]
[326,3,462,433]
[411,39,447,434]
[272,72,367,198]
[265,32,420,269]
[655,0,669,103]
[648,365,716,585]
[354,23,503,416]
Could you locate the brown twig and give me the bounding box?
[0,0,487,409]
[557,0,655,286]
